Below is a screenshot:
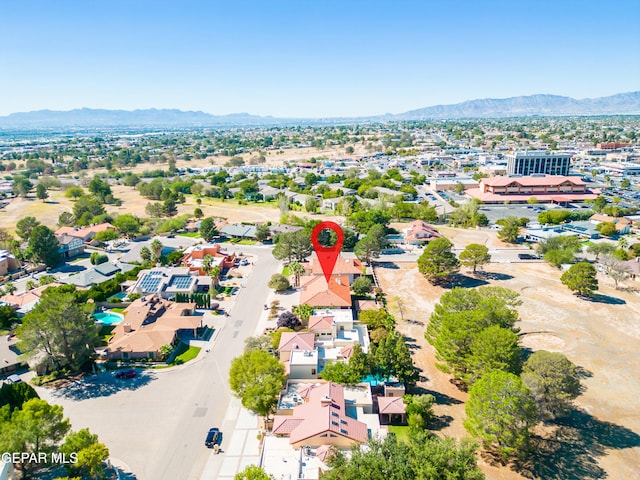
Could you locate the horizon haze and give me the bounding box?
[1,0,639,117]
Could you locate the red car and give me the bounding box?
[114,369,137,379]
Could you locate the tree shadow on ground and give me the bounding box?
[520,408,640,480]
[376,262,400,269]
[474,271,514,281]
[50,370,155,401]
[586,293,626,305]
[447,274,489,288]
[410,385,463,406]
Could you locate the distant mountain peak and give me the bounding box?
[0,92,638,128]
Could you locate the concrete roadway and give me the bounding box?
[37,244,280,480]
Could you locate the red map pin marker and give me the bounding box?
[311,221,344,284]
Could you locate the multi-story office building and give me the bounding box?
[506,151,572,176]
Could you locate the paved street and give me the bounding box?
[35,243,281,480]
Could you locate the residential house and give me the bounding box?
[306,256,364,284]
[0,283,62,316]
[55,222,116,245]
[0,250,18,276]
[589,214,632,235]
[101,295,201,360]
[272,382,381,448]
[181,244,236,275]
[403,220,442,245]
[0,335,25,376]
[60,262,136,289]
[561,221,600,239]
[299,275,352,309]
[128,267,212,299]
[56,234,85,259]
[278,332,315,362]
[220,224,257,239]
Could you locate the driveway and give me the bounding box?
[36,244,281,480]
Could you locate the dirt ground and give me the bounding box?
[0,184,283,233]
[377,259,640,480]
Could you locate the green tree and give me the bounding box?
[36,183,49,202]
[521,350,581,420]
[16,216,41,241]
[65,186,84,199]
[58,211,76,227]
[592,195,607,213]
[139,246,152,263]
[26,225,61,267]
[95,229,120,242]
[17,292,99,371]
[268,274,290,292]
[305,196,317,213]
[0,304,19,330]
[235,465,275,480]
[370,330,418,385]
[324,431,484,480]
[464,371,536,460]
[417,237,460,285]
[465,326,522,384]
[595,221,616,237]
[193,207,204,219]
[0,399,70,476]
[150,239,163,260]
[199,217,218,242]
[229,349,286,418]
[544,248,576,268]
[60,428,109,480]
[292,305,313,323]
[255,223,271,242]
[73,195,106,224]
[288,261,306,287]
[459,244,491,273]
[89,252,108,265]
[162,198,178,217]
[88,176,112,201]
[560,261,598,296]
[587,241,616,260]
[354,224,388,264]
[272,230,312,263]
[404,394,435,430]
[359,308,395,330]
[497,216,521,243]
[352,276,373,295]
[114,214,141,238]
[321,361,362,385]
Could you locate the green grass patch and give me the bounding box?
[99,325,115,346]
[168,343,201,365]
[109,307,126,314]
[282,265,291,276]
[179,232,200,238]
[388,425,411,444]
[231,238,257,245]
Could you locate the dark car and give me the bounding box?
[205,427,221,448]
[114,369,137,379]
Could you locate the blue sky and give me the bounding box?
[0,0,639,117]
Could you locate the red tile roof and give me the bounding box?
[300,275,352,308]
[273,382,368,446]
[278,332,315,353]
[377,396,406,415]
[480,175,586,187]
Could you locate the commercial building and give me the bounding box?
[506,151,572,176]
[466,175,598,204]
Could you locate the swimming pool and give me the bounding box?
[93,312,124,325]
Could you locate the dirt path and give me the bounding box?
[376,260,640,480]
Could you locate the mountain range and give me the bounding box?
[0,92,638,128]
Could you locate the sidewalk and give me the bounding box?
[200,398,261,480]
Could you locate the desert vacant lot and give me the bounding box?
[0,185,283,233]
[377,259,640,480]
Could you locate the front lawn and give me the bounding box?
[168,343,201,365]
[388,425,411,443]
[231,238,257,245]
[179,232,200,238]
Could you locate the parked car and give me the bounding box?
[114,369,137,379]
[205,427,222,448]
[6,374,22,384]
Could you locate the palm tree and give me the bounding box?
[202,254,214,274]
[289,262,306,287]
[150,239,163,261]
[140,246,152,263]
